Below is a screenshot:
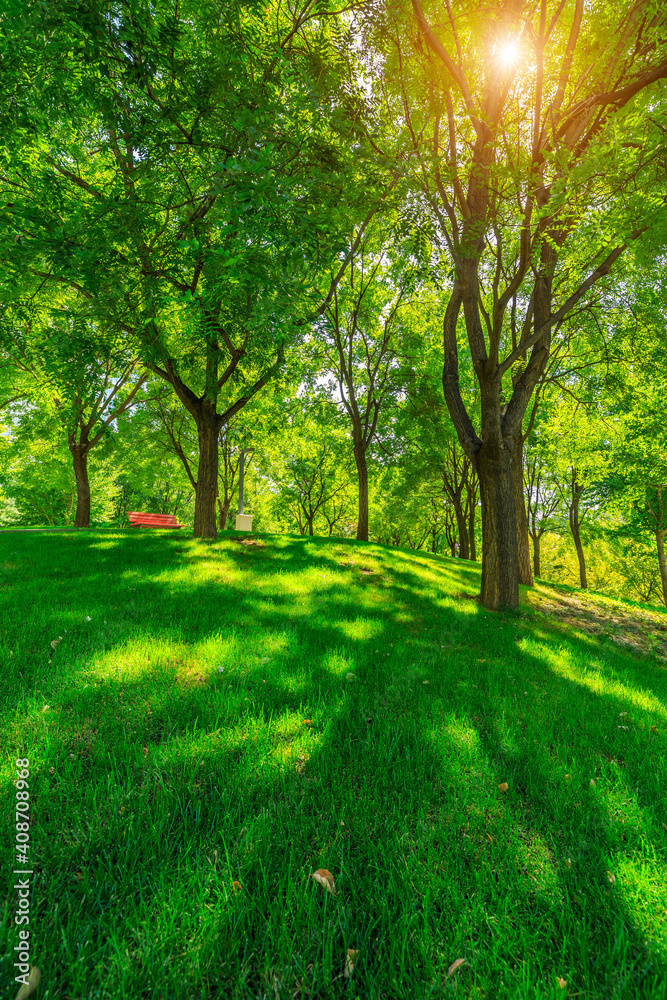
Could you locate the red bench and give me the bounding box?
[128,512,184,529]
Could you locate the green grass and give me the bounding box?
[1,529,666,1000]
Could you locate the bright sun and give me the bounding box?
[497,39,519,68]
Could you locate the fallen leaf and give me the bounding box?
[498,782,509,793]
[567,859,572,869]
[312,868,338,895]
[49,767,54,774]
[590,778,596,786]
[564,774,570,781]
[447,958,466,977]
[41,705,49,713]
[303,719,312,725]
[556,976,567,989]
[607,872,616,884]
[49,636,63,652]
[486,832,493,844]
[344,948,359,978]
[232,881,242,891]
[143,746,149,756]
[15,966,41,1000]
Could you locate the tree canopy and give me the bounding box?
[1,0,667,609]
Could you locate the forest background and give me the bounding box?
[1,0,667,611]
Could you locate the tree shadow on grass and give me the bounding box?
[0,530,666,999]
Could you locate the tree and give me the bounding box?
[604,301,667,606]
[1,0,393,539]
[524,445,560,579]
[391,289,481,560]
[312,230,408,541]
[112,401,197,525]
[0,398,122,526]
[439,439,475,560]
[153,396,255,530]
[373,0,667,607]
[279,446,347,536]
[0,294,161,525]
[543,391,614,589]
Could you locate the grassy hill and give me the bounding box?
[1,529,666,999]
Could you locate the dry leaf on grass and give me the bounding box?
[303,719,312,725]
[486,832,493,844]
[564,774,570,781]
[556,976,567,989]
[344,948,359,978]
[447,958,466,977]
[498,782,509,793]
[312,868,338,895]
[15,966,41,1000]
[232,881,242,891]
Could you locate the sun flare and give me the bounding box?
[497,39,519,68]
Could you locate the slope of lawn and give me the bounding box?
[0,529,666,1000]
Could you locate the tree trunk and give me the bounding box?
[468,486,477,561]
[454,501,469,559]
[476,445,519,610]
[217,496,231,530]
[69,441,91,528]
[513,436,533,586]
[568,469,587,590]
[531,532,541,579]
[656,528,667,607]
[571,527,587,589]
[193,403,219,539]
[354,445,369,542]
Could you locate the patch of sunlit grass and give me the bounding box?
[0,529,666,998]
